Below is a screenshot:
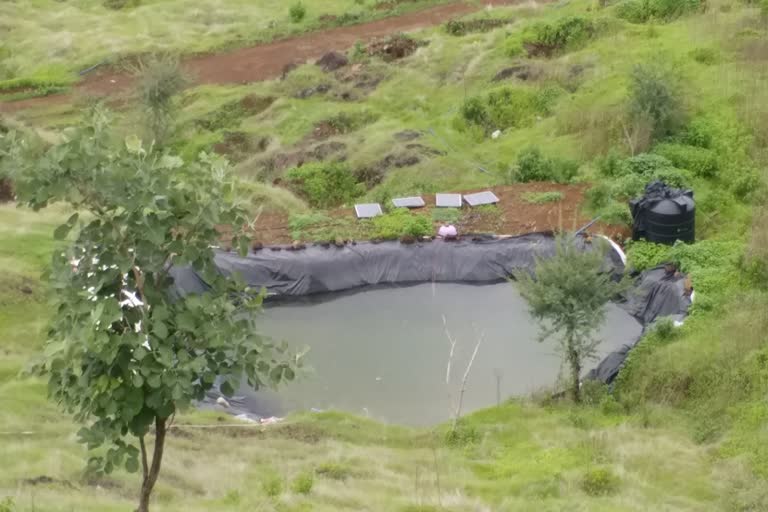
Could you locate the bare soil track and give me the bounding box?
[0,0,529,113]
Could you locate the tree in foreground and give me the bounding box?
[4,108,300,512]
[517,237,624,402]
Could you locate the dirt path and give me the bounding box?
[0,0,525,114]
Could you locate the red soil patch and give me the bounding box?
[0,0,533,114]
[245,183,630,246]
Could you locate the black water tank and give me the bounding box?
[630,181,695,244]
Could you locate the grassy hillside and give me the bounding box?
[0,0,450,94]
[3,0,768,509]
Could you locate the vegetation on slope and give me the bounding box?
[3,0,768,509]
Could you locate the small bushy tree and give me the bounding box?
[7,108,300,512]
[132,54,189,145]
[628,63,684,139]
[289,2,306,23]
[517,237,624,402]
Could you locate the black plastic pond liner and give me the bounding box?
[171,233,691,415]
[585,264,692,385]
[170,233,624,298]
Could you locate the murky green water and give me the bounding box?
[252,283,641,425]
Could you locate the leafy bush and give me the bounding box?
[291,472,314,495]
[653,143,718,178]
[445,422,480,447]
[523,16,597,57]
[628,63,684,138]
[598,201,632,225]
[503,38,525,58]
[514,147,579,183]
[288,212,331,238]
[615,0,704,23]
[460,86,562,134]
[286,162,362,208]
[289,2,306,22]
[690,47,720,65]
[326,110,379,134]
[523,191,564,204]
[262,474,283,498]
[0,498,14,512]
[132,54,189,144]
[372,209,432,240]
[581,467,620,496]
[625,240,671,271]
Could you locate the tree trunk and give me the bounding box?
[567,334,581,403]
[137,416,167,512]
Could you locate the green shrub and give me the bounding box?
[581,379,611,406]
[372,209,432,239]
[0,498,14,512]
[690,47,720,65]
[262,474,283,498]
[289,2,306,22]
[514,147,579,183]
[585,183,611,210]
[522,191,564,204]
[629,63,684,139]
[651,317,677,341]
[460,86,561,134]
[326,110,378,134]
[581,467,620,496]
[523,16,596,57]
[626,240,671,271]
[316,463,352,481]
[445,422,481,447]
[291,472,314,495]
[132,54,189,144]
[653,143,718,178]
[288,212,331,238]
[286,162,362,208]
[598,201,632,225]
[615,0,704,23]
[624,153,673,176]
[503,38,525,58]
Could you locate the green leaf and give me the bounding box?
[153,321,169,340]
[132,373,144,388]
[125,456,139,473]
[158,155,183,169]
[53,223,71,241]
[125,135,143,155]
[146,374,161,389]
[133,346,148,361]
[220,381,235,397]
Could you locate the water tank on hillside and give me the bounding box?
[630,181,695,244]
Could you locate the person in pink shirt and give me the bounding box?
[437,223,458,240]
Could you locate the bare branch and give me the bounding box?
[442,315,457,386]
[453,330,485,428]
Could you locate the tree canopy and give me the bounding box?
[3,108,301,511]
[517,236,624,401]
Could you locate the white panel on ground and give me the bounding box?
[392,196,426,208]
[464,191,500,207]
[354,203,384,218]
[435,193,462,208]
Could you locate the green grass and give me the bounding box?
[0,0,450,88]
[5,0,768,509]
[522,191,565,204]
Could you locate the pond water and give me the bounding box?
[246,283,641,426]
